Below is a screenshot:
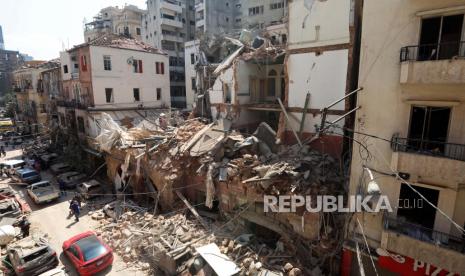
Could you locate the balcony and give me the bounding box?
[161,34,184,43]
[161,0,182,13]
[382,215,465,273]
[161,18,183,28]
[195,2,204,11]
[71,71,79,80]
[196,19,205,28]
[399,41,465,85]
[391,136,465,190]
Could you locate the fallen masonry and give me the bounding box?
[91,114,348,275]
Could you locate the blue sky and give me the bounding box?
[0,0,146,60]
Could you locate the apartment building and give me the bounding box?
[194,0,238,35]
[142,0,195,109]
[240,0,288,30]
[84,5,145,42]
[344,1,465,275]
[13,60,59,128]
[58,34,169,146]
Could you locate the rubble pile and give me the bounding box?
[92,206,305,275]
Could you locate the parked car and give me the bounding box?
[39,153,59,169]
[5,244,59,276]
[38,267,68,276]
[62,231,113,276]
[57,171,87,189]
[76,180,103,199]
[14,168,41,184]
[49,163,71,175]
[0,160,26,175]
[26,181,60,204]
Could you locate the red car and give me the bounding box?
[62,231,113,276]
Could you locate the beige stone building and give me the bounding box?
[344,1,465,275]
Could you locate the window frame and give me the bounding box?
[105,88,114,103]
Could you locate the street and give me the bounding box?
[1,148,144,276]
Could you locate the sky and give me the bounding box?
[0,0,146,60]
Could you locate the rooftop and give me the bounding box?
[70,34,165,55]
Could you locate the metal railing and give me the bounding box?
[384,215,464,254]
[400,41,465,62]
[391,136,465,161]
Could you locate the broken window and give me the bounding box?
[190,53,195,65]
[136,27,141,35]
[156,88,162,100]
[267,69,277,97]
[408,106,450,153]
[133,59,143,73]
[249,6,264,16]
[103,56,112,71]
[191,78,196,91]
[105,88,113,103]
[397,183,438,230]
[223,83,231,103]
[77,116,85,133]
[133,88,140,102]
[418,14,464,61]
[63,65,68,74]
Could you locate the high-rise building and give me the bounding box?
[142,0,196,109]
[0,25,4,50]
[84,5,146,42]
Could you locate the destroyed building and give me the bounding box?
[190,0,362,159]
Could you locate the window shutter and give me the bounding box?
[155,62,159,74]
[138,60,143,73]
[161,62,165,75]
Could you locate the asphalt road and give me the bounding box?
[1,148,144,275]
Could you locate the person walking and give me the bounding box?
[15,216,31,238]
[70,200,80,222]
[59,179,66,196]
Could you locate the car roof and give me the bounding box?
[2,160,25,165]
[10,245,50,258]
[16,168,36,174]
[81,180,101,188]
[59,171,79,177]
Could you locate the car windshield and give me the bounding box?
[75,235,107,262]
[22,247,49,263]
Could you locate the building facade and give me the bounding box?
[58,34,170,146]
[0,49,22,97]
[84,5,146,42]
[344,1,465,275]
[13,60,59,129]
[142,0,195,109]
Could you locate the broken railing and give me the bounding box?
[391,136,465,162]
[383,215,464,254]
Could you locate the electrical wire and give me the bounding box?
[356,217,379,276]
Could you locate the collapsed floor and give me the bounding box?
[93,114,348,275]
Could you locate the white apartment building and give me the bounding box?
[58,34,170,143]
[84,5,146,42]
[344,1,465,275]
[142,0,196,109]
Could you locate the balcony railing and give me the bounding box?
[384,215,464,254]
[400,41,465,62]
[391,136,465,161]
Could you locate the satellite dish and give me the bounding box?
[127,57,134,64]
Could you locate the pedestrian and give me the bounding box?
[59,179,66,196]
[70,200,80,222]
[15,216,30,238]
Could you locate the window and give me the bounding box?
[408,106,451,153]
[155,62,165,74]
[226,17,229,22]
[103,56,112,71]
[136,27,141,35]
[397,183,438,230]
[105,88,113,103]
[226,2,229,7]
[235,18,241,23]
[190,53,195,65]
[133,88,140,102]
[191,78,196,91]
[80,56,87,72]
[77,116,85,133]
[156,88,162,100]
[249,6,264,16]
[133,60,143,73]
[63,65,68,74]
[417,14,464,61]
[190,20,195,26]
[270,2,285,9]
[267,69,277,97]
